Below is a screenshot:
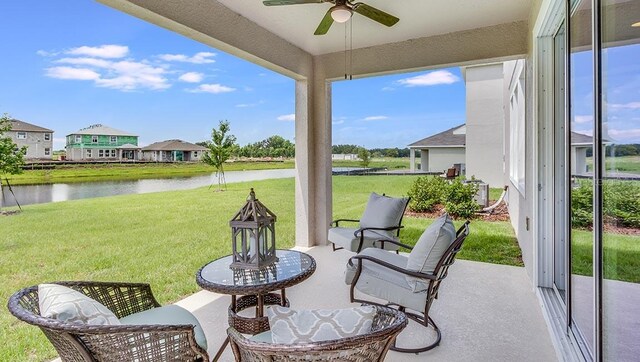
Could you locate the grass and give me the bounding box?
[586,155,640,174]
[332,157,410,170]
[571,229,640,283]
[0,175,523,361]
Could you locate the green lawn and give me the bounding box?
[571,229,640,283]
[0,175,521,361]
[586,155,640,174]
[332,157,410,170]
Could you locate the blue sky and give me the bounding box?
[0,1,637,151]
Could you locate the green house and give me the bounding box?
[65,124,140,161]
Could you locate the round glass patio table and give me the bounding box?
[196,249,316,361]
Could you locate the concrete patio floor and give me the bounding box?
[177,246,558,362]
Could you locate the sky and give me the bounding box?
[0,1,637,151]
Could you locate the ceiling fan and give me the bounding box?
[262,0,400,35]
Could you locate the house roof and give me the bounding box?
[117,143,140,149]
[142,139,207,152]
[68,124,137,137]
[9,119,53,133]
[571,132,593,146]
[408,124,466,148]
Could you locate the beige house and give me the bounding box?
[91,1,639,360]
[7,120,54,160]
[141,139,207,162]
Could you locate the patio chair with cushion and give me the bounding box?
[227,304,407,361]
[345,215,470,353]
[328,192,410,253]
[7,281,209,362]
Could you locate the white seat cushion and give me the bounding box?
[328,227,399,252]
[38,284,120,326]
[345,248,428,312]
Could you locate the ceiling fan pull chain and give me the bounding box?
[344,20,348,80]
[349,16,353,80]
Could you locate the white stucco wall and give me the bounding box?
[427,147,465,173]
[464,63,506,188]
[9,131,53,159]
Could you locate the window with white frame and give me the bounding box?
[111,149,116,157]
[44,133,51,141]
[44,148,50,156]
[75,135,82,143]
[17,132,26,139]
[110,136,117,143]
[509,70,526,195]
[86,149,92,158]
[193,151,198,158]
[92,135,98,143]
[99,150,104,157]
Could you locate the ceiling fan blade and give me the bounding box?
[263,0,324,6]
[352,3,399,27]
[314,10,334,35]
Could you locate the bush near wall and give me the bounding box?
[407,176,479,219]
[571,179,640,228]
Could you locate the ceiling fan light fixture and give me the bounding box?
[330,4,352,23]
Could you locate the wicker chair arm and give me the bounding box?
[372,239,414,250]
[350,255,437,280]
[331,218,360,227]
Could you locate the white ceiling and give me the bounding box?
[217,0,532,55]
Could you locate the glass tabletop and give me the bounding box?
[197,249,315,292]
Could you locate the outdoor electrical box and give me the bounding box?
[475,182,489,208]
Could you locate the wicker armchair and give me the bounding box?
[227,305,407,361]
[7,281,209,362]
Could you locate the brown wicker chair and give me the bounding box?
[227,305,407,361]
[7,281,209,362]
[348,221,470,353]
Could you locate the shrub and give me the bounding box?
[571,179,640,228]
[571,180,593,228]
[443,178,480,219]
[407,176,446,212]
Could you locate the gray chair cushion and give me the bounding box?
[328,227,399,252]
[359,193,409,238]
[119,305,207,350]
[38,284,120,326]
[406,214,456,292]
[345,248,428,312]
[249,331,273,343]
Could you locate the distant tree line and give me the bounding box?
[585,144,640,157]
[332,144,410,157]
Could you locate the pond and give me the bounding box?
[1,169,296,207]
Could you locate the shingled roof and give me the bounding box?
[68,124,137,137]
[408,124,466,148]
[142,139,207,152]
[9,119,53,133]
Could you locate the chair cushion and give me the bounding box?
[119,305,207,350]
[345,248,428,312]
[249,330,273,343]
[328,227,399,252]
[359,193,408,238]
[38,284,120,326]
[406,214,456,292]
[266,305,375,344]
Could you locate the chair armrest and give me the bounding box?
[61,281,161,318]
[354,225,404,237]
[332,218,360,227]
[372,239,414,251]
[349,255,437,280]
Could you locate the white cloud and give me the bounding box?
[363,115,389,121]
[66,45,129,59]
[381,87,395,91]
[332,120,345,125]
[574,115,593,124]
[236,101,264,108]
[188,83,236,94]
[609,102,640,110]
[178,72,204,83]
[158,52,216,64]
[607,128,640,141]
[36,50,58,57]
[46,67,100,80]
[397,70,460,87]
[277,114,295,122]
[56,57,112,68]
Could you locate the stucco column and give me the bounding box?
[410,148,416,172]
[420,150,429,172]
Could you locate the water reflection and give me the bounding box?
[3,169,295,207]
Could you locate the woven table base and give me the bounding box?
[229,293,290,334]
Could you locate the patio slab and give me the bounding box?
[178,245,557,362]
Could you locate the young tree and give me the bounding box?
[358,147,371,168]
[202,120,237,191]
[0,114,26,210]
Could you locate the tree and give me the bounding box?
[0,114,26,210]
[202,120,237,191]
[358,147,371,168]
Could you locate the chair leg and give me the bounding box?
[331,243,343,251]
[390,306,441,354]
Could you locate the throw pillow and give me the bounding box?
[359,193,408,237]
[38,284,120,325]
[266,305,376,344]
[405,214,456,292]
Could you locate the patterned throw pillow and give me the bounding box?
[266,305,375,344]
[38,284,120,325]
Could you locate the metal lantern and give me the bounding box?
[229,188,278,270]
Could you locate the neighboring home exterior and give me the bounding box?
[141,139,207,162]
[331,153,358,161]
[7,120,54,160]
[65,124,140,161]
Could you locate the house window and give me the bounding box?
[99,150,104,157]
[193,151,198,158]
[44,133,51,141]
[44,148,51,156]
[17,132,26,140]
[92,135,98,143]
[509,70,526,195]
[86,149,92,158]
[110,136,117,143]
[75,135,81,143]
[111,149,116,157]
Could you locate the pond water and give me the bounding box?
[1,169,296,207]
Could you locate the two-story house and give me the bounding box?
[8,120,54,160]
[65,124,140,161]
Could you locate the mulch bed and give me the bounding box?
[405,201,511,222]
[0,210,21,216]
